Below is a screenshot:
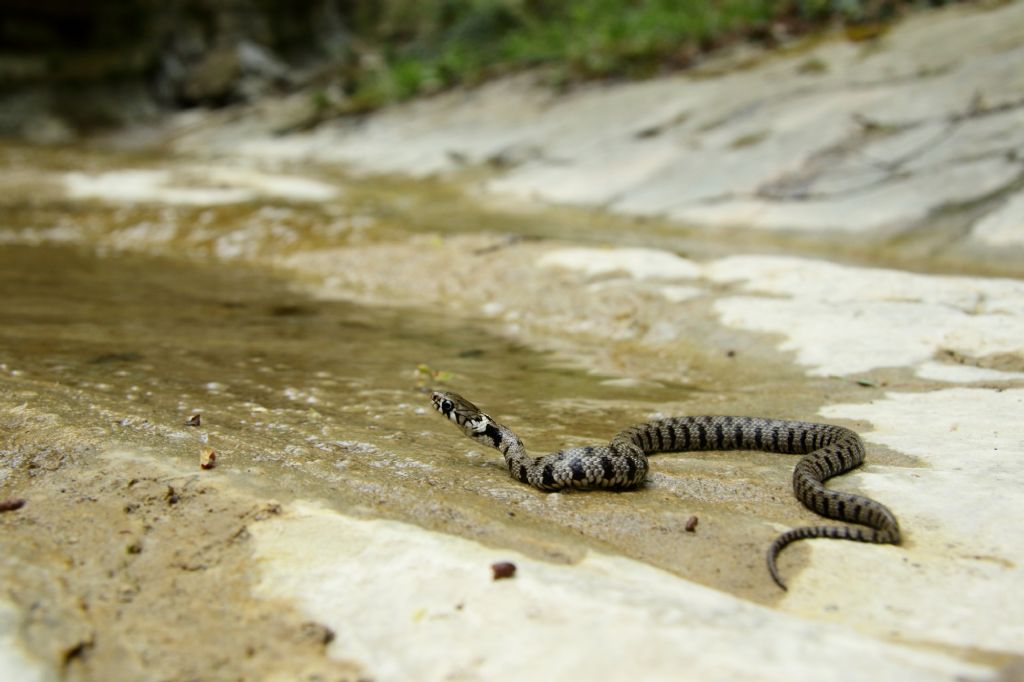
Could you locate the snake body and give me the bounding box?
[431,390,900,589]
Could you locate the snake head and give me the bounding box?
[431,390,492,436]
[431,390,463,419]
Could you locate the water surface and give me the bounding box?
[0,142,864,601]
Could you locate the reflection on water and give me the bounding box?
[0,244,691,527]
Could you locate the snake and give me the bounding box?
[431,390,900,590]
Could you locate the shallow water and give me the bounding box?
[0,242,689,451]
[0,241,822,599]
[1,248,698,513]
[0,141,893,601]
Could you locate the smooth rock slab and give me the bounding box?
[538,246,702,280]
[705,255,1024,376]
[671,155,1022,233]
[251,502,985,682]
[180,2,1024,246]
[0,600,52,682]
[540,247,1024,378]
[780,389,1024,655]
[972,191,1024,247]
[915,361,1024,384]
[63,167,338,205]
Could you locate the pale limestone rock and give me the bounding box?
[786,389,1024,652]
[63,166,337,205]
[176,2,1024,246]
[538,247,701,280]
[972,192,1024,247]
[916,361,1024,383]
[704,255,1024,376]
[252,503,985,682]
[0,601,53,682]
[537,247,1024,377]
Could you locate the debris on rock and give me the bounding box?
[0,498,26,513]
[491,561,516,580]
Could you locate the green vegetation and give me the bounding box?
[337,0,959,109]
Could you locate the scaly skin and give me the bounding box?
[431,390,900,590]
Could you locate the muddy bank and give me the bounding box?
[0,442,359,682]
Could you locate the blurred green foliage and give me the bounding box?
[340,0,959,109]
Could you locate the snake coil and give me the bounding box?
[431,390,900,589]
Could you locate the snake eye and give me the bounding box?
[440,399,453,414]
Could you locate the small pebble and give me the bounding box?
[200,447,217,470]
[491,561,516,580]
[685,515,699,532]
[185,414,202,427]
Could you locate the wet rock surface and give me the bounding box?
[2,3,1024,680]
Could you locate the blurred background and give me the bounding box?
[0,0,957,141]
[2,2,1023,681]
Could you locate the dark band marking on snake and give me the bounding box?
[431,390,900,590]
